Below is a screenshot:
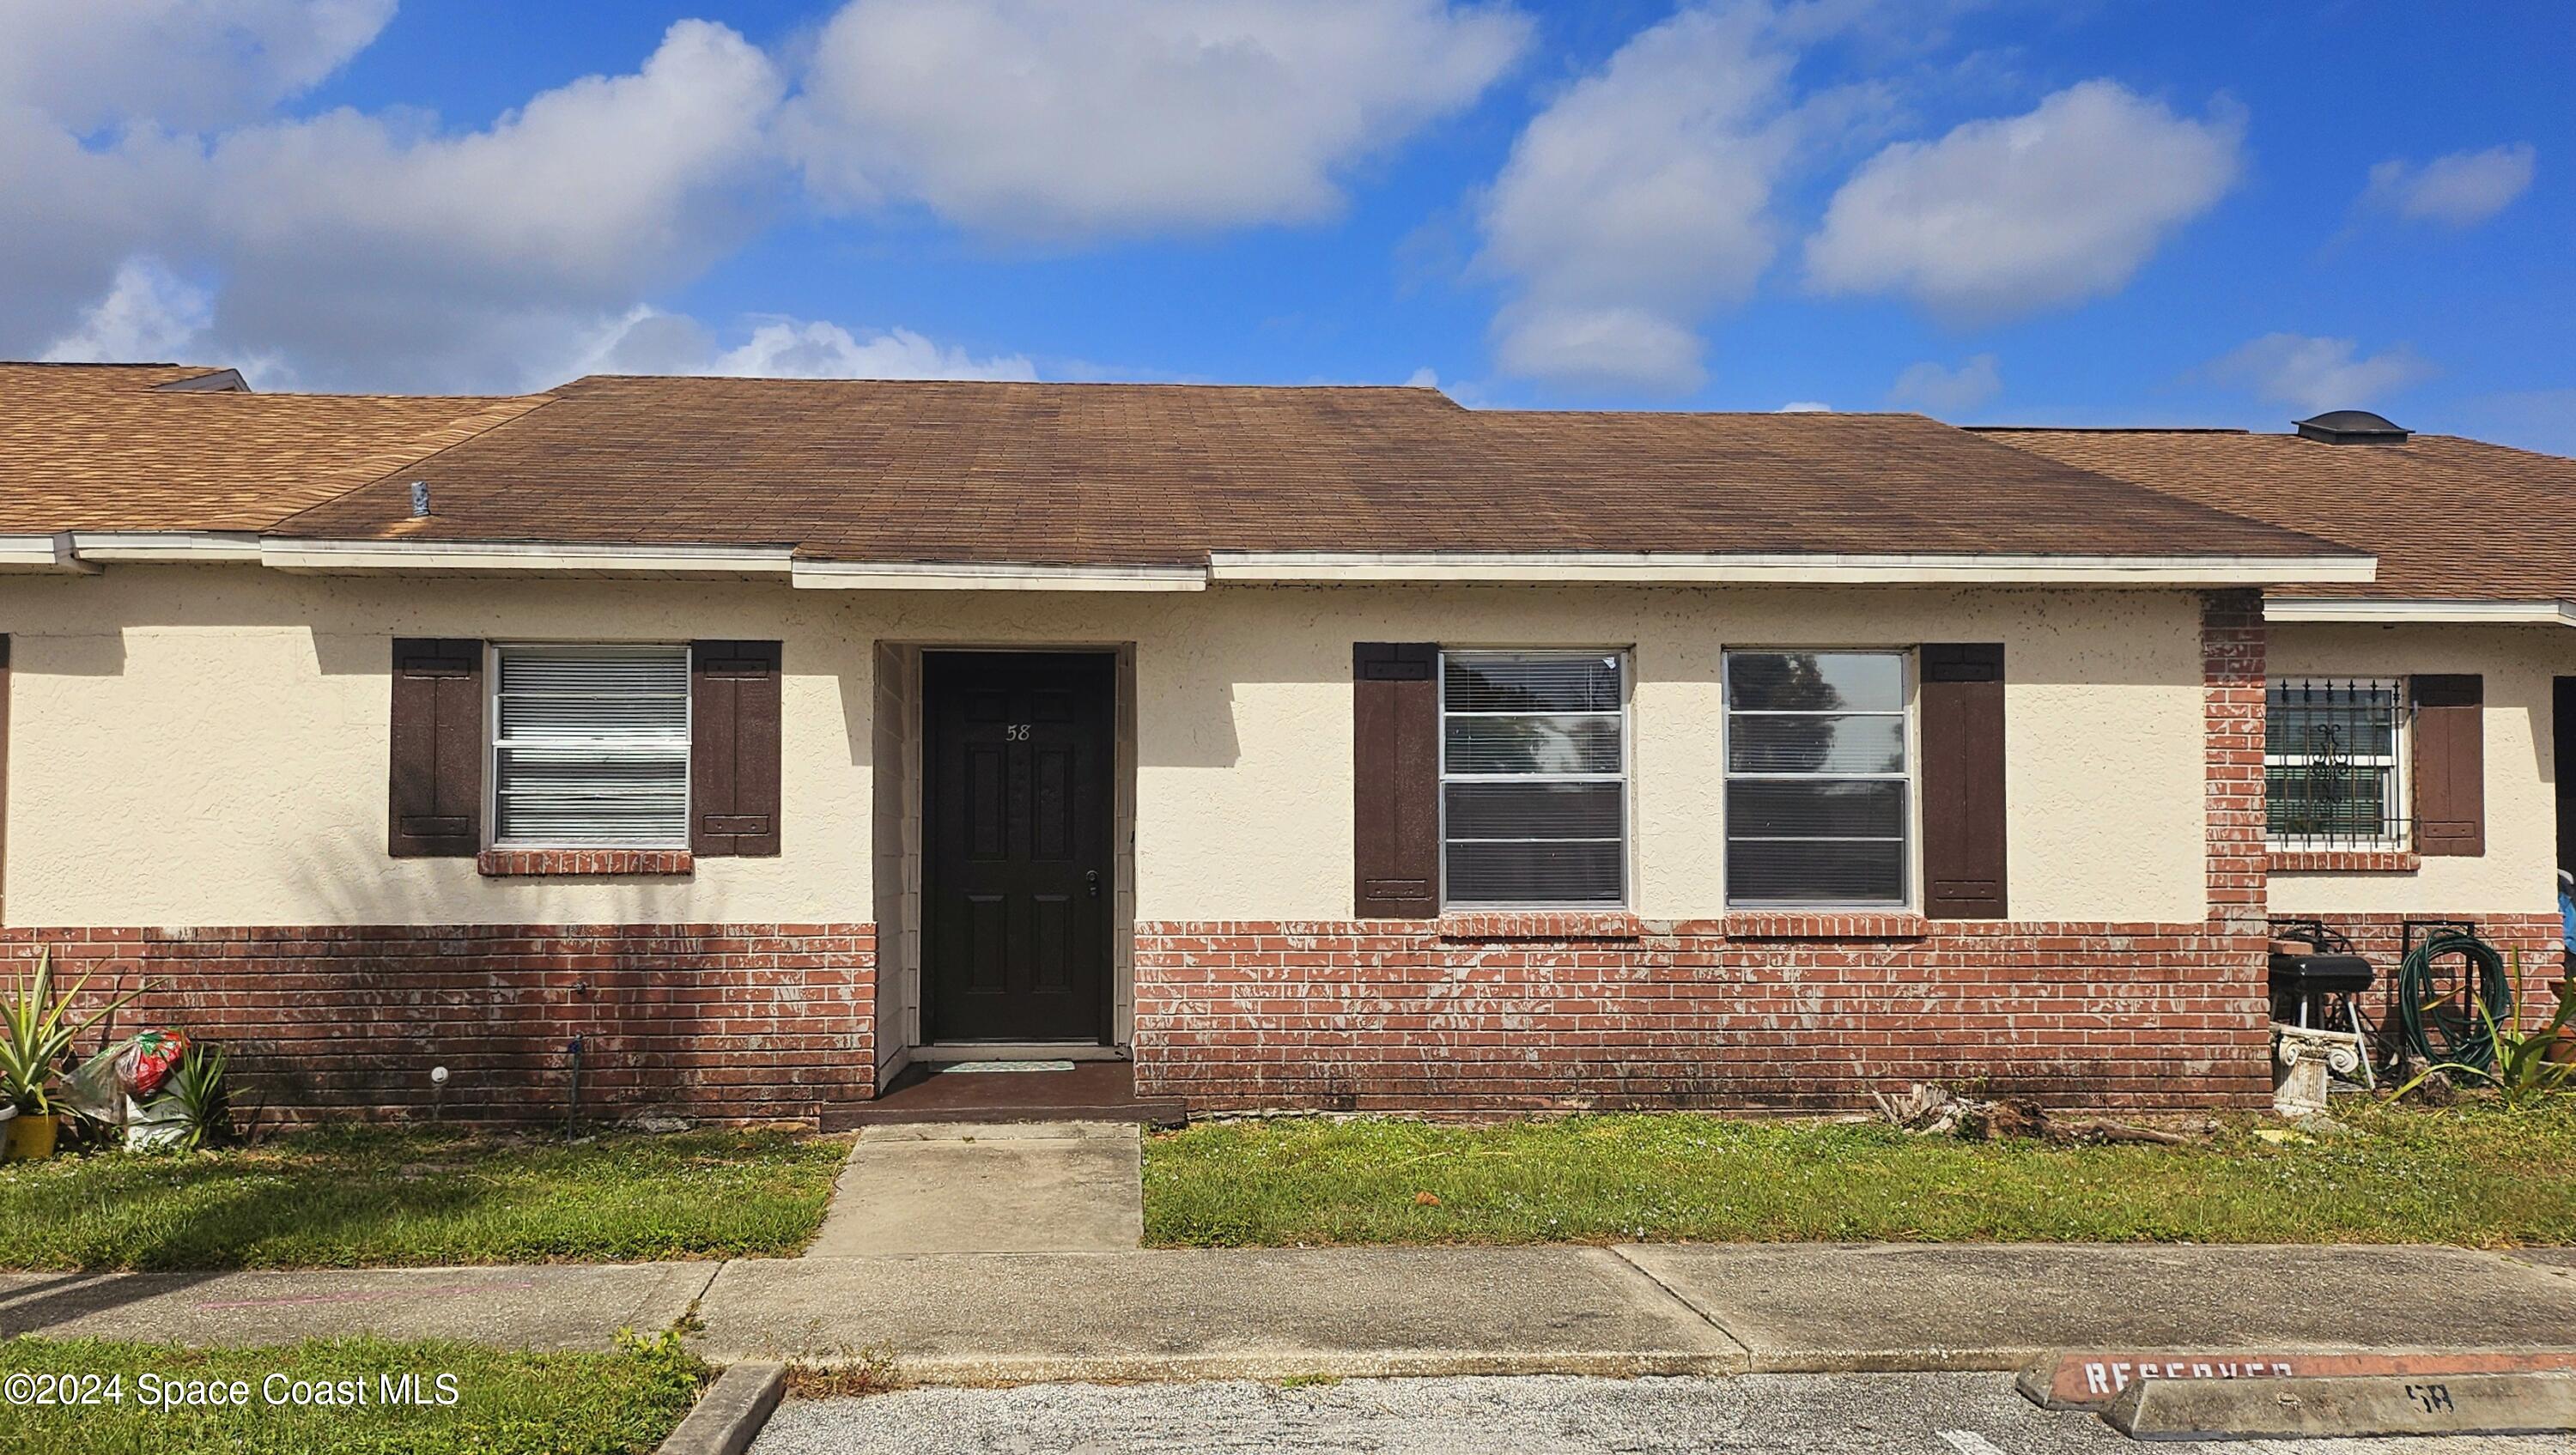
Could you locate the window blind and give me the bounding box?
[492,645,690,847]
[1724,650,1909,906]
[1439,651,1627,906]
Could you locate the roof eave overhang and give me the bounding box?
[1206,550,2379,586]
[2265,597,2576,628]
[258,537,796,577]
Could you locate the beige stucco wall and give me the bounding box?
[3,567,2212,928]
[1,567,876,926]
[2268,622,2572,918]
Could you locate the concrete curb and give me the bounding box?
[656,1361,786,1455]
[2105,1371,2576,1440]
[722,1348,1746,1387]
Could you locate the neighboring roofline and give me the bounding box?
[0,533,94,573]
[258,537,796,576]
[791,560,1208,592]
[1205,550,2378,586]
[151,369,249,393]
[1969,425,2253,435]
[2265,597,2576,628]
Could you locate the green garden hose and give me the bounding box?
[2393,929,2511,1073]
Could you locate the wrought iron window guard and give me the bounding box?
[2265,677,2409,850]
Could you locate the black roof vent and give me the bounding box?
[2294,409,2410,445]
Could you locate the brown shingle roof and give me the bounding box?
[1984,427,2576,601]
[273,375,2348,566]
[0,379,543,533]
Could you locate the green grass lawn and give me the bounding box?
[0,1333,702,1455]
[0,1126,846,1270]
[1145,1103,2576,1247]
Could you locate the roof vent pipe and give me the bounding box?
[2293,410,2410,445]
[410,481,431,517]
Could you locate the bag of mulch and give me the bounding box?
[124,1093,191,1151]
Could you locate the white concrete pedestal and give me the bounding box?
[2272,1023,2365,1116]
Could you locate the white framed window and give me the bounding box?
[1723,650,1911,907]
[1438,650,1628,906]
[489,644,692,848]
[2266,677,2406,848]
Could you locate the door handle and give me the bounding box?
[1085,870,1101,899]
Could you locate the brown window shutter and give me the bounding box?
[1354,643,1439,918]
[692,640,782,857]
[388,638,482,857]
[1920,643,2007,919]
[2413,674,2484,856]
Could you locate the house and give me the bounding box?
[0,362,2564,1125]
[1986,414,2575,1016]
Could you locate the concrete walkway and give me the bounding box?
[689,1244,2576,1383]
[0,1262,714,1350]
[8,1245,2573,1380]
[808,1121,1143,1256]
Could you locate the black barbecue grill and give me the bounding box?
[2268,919,2377,1085]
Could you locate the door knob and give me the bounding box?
[1086,870,1101,898]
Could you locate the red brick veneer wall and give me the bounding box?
[3,924,873,1125]
[1132,591,2279,1114]
[1133,918,2274,1112]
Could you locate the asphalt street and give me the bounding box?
[748,1373,2575,1455]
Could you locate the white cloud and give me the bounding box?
[1887,352,1999,413]
[1806,80,2244,323]
[192,20,787,389]
[2207,333,2433,415]
[39,257,216,362]
[1477,3,1817,393]
[0,0,394,132]
[785,0,1528,239]
[0,12,792,390]
[563,307,1034,385]
[2362,143,2535,227]
[1773,400,1832,412]
[1490,306,1710,394]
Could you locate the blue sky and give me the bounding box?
[7,1,2569,451]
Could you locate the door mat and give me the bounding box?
[939,1060,1078,1074]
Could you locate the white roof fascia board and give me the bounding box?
[0,533,95,573]
[69,531,263,563]
[2265,597,2576,628]
[1206,550,2378,586]
[791,560,1208,592]
[259,538,796,577]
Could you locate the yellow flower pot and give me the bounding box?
[2,1112,58,1162]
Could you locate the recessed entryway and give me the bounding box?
[921,651,1117,1046]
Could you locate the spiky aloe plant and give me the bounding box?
[0,947,146,1117]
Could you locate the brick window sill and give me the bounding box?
[1724,912,1929,942]
[2269,850,2420,874]
[477,848,696,878]
[1437,911,1644,942]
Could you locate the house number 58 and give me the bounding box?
[1005,724,1031,740]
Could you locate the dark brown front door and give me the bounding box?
[924,652,1115,1043]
